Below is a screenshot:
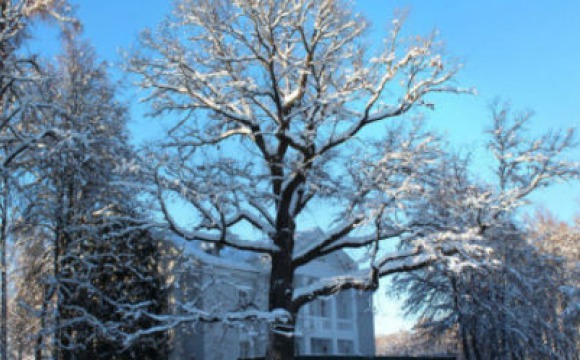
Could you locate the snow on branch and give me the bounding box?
[293,220,408,268]
[118,308,290,349]
[157,185,277,253]
[2,128,63,168]
[154,169,277,253]
[292,248,438,309]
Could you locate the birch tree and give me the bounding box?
[128,0,471,358]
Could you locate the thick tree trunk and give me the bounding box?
[265,230,295,360]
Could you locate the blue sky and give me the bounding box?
[31,0,580,335]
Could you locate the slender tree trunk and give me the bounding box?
[470,325,482,360]
[36,284,50,360]
[0,4,8,352]
[60,170,76,360]
[53,163,76,360]
[52,180,65,360]
[0,181,4,360]
[1,176,9,360]
[0,239,5,360]
[450,275,472,360]
[459,327,470,360]
[52,232,60,360]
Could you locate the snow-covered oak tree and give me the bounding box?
[128,0,471,358]
[128,0,464,359]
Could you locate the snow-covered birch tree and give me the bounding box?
[128,0,471,358]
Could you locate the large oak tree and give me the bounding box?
[128,1,472,358]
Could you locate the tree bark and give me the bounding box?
[0,5,8,354]
[36,284,50,360]
[1,176,8,360]
[265,228,296,360]
[470,324,482,360]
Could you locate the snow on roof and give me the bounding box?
[167,234,268,273]
[166,228,357,276]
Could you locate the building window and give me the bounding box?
[310,338,333,354]
[239,340,251,359]
[336,292,353,319]
[295,337,304,355]
[296,308,305,328]
[238,289,249,307]
[337,339,354,354]
[309,298,330,318]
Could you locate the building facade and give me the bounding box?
[166,232,375,359]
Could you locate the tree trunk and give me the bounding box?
[52,179,66,360]
[470,326,482,360]
[265,231,295,360]
[450,275,472,360]
[36,284,50,360]
[0,2,9,344]
[459,321,472,360]
[1,176,9,360]
[0,237,6,360]
[52,233,60,360]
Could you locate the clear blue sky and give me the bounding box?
[31,0,580,335]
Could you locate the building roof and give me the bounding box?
[167,228,358,277]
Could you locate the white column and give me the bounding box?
[351,290,359,354]
[330,295,338,354]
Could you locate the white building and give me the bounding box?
[166,230,376,360]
